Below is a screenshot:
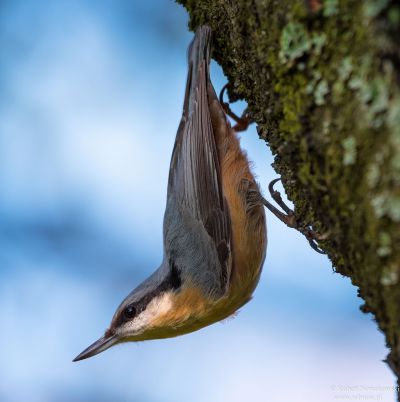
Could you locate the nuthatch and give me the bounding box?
[73,25,267,362]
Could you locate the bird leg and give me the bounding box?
[261,178,327,254]
[219,84,253,132]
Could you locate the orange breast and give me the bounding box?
[206,84,267,310]
[219,127,267,298]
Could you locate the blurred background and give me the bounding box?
[0,1,396,401]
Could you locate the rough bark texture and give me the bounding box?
[177,0,400,387]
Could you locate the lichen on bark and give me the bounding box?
[177,0,400,389]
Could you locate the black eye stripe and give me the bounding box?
[124,305,136,319]
[117,262,182,326]
[169,260,182,290]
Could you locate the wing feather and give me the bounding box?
[166,47,232,293]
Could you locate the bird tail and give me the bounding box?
[183,25,212,118]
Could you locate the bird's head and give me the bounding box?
[73,266,209,361]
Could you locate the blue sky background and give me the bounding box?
[0,1,396,401]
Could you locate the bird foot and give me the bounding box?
[261,178,327,254]
[219,84,253,132]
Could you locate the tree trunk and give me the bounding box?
[177,0,400,389]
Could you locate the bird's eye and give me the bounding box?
[124,305,136,319]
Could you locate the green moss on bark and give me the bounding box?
[177,0,400,387]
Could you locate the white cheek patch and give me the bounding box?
[147,292,173,317]
[117,292,173,337]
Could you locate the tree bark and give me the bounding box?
[177,0,400,389]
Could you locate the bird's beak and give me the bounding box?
[73,333,118,362]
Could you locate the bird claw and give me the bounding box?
[219,84,253,132]
[219,85,326,255]
[263,178,327,255]
[268,178,292,215]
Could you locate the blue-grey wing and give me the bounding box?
[163,26,231,299]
